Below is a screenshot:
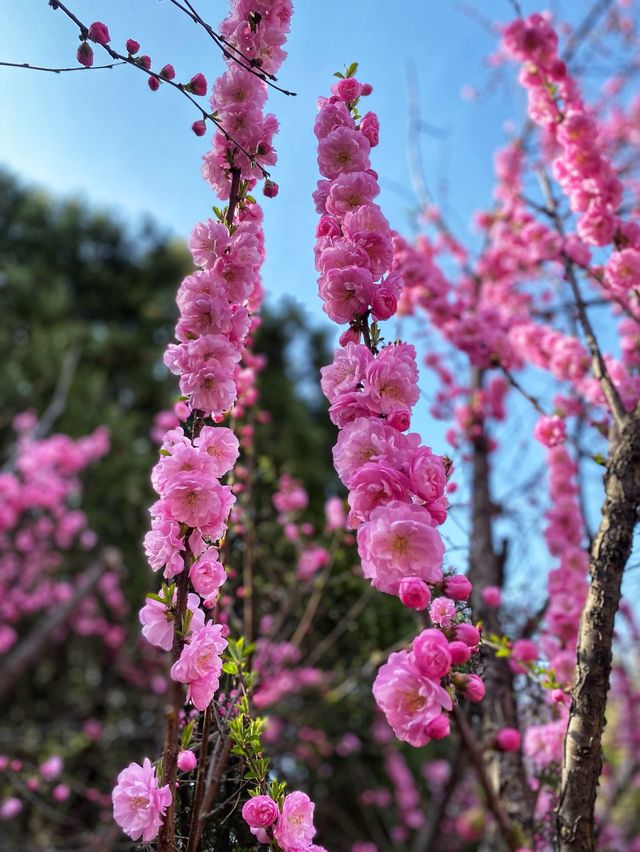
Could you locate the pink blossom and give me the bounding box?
[126,39,140,55]
[274,791,317,850]
[365,343,420,415]
[412,629,452,678]
[443,574,472,601]
[334,77,362,102]
[318,265,374,324]
[325,172,379,216]
[509,638,538,674]
[112,758,171,843]
[360,112,380,147]
[139,592,205,651]
[481,585,502,607]
[170,622,227,710]
[429,596,456,628]
[194,426,239,476]
[604,247,640,295]
[372,650,453,747]
[371,286,397,320]
[77,42,94,68]
[52,784,70,802]
[189,552,226,598]
[0,798,22,820]
[314,101,355,140]
[39,755,63,781]
[317,127,371,179]
[357,501,445,595]
[534,414,567,447]
[188,73,208,96]
[162,475,234,535]
[242,794,279,828]
[348,460,411,526]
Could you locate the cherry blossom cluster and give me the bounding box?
[242,791,326,851]
[0,415,124,654]
[314,73,484,748]
[202,0,293,197]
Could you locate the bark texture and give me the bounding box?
[467,371,533,846]
[556,414,640,851]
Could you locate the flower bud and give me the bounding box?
[361,82,373,95]
[494,727,521,752]
[88,22,110,45]
[443,574,472,601]
[148,76,160,92]
[188,72,208,96]
[387,408,411,431]
[192,120,207,137]
[336,77,362,102]
[241,794,279,829]
[453,622,480,648]
[126,39,140,55]
[398,577,431,611]
[177,750,198,772]
[263,179,279,198]
[412,629,452,679]
[481,585,501,608]
[371,286,397,321]
[425,713,450,740]
[139,55,152,70]
[448,640,471,665]
[160,64,176,80]
[77,42,94,68]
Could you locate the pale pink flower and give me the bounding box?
[112,758,171,843]
[274,791,317,850]
[170,622,227,710]
[317,127,371,179]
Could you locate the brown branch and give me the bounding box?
[0,549,120,703]
[452,705,520,851]
[556,414,640,851]
[186,704,213,852]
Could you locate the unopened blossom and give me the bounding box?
[177,750,198,772]
[411,629,452,678]
[112,758,171,843]
[534,414,567,447]
[242,794,279,829]
[88,22,110,45]
[398,577,431,610]
[495,727,522,752]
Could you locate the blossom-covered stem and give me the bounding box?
[242,416,255,643]
[185,703,212,852]
[536,169,628,431]
[557,415,640,851]
[452,706,520,851]
[158,565,190,852]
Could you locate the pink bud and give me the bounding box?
[52,784,70,802]
[139,55,152,70]
[148,76,160,92]
[398,577,431,611]
[371,286,397,321]
[126,39,140,55]
[453,622,480,648]
[188,72,208,96]
[412,629,452,679]
[263,179,279,198]
[192,120,207,137]
[77,42,94,68]
[481,585,501,608]
[463,674,485,703]
[448,640,471,665]
[160,64,176,80]
[339,327,361,347]
[509,639,538,674]
[88,22,110,45]
[177,750,198,772]
[336,77,362,102]
[425,714,450,740]
[387,408,411,431]
[242,794,279,828]
[361,82,373,95]
[495,727,521,752]
[443,574,472,601]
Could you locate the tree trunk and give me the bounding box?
[556,414,640,851]
[467,370,533,845]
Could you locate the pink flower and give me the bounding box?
[160,64,175,80]
[170,622,228,710]
[112,758,171,843]
[126,39,140,55]
[162,475,234,535]
[139,592,204,651]
[449,640,471,665]
[88,22,110,45]
[604,247,640,295]
[39,755,63,781]
[318,265,374,324]
[0,798,22,820]
[52,784,70,802]
[325,171,379,216]
[360,111,380,146]
[347,460,411,526]
[357,501,445,595]
[194,426,239,477]
[192,120,207,137]
[334,77,362,102]
[177,750,198,772]
[412,629,452,678]
[317,127,371,179]
[406,446,447,503]
[365,343,420,415]
[429,596,456,628]
[242,794,279,829]
[320,342,373,402]
[398,576,431,610]
[190,553,226,598]
[372,650,453,747]
[509,638,538,674]
[371,286,397,320]
[460,673,485,702]
[314,101,355,140]
[534,415,567,447]
[495,727,522,752]
[274,791,317,850]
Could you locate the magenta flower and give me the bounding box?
[241,794,279,829]
[112,758,171,842]
[76,42,94,68]
[188,72,208,96]
[88,22,110,45]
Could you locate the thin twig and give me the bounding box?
[0,60,125,72]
